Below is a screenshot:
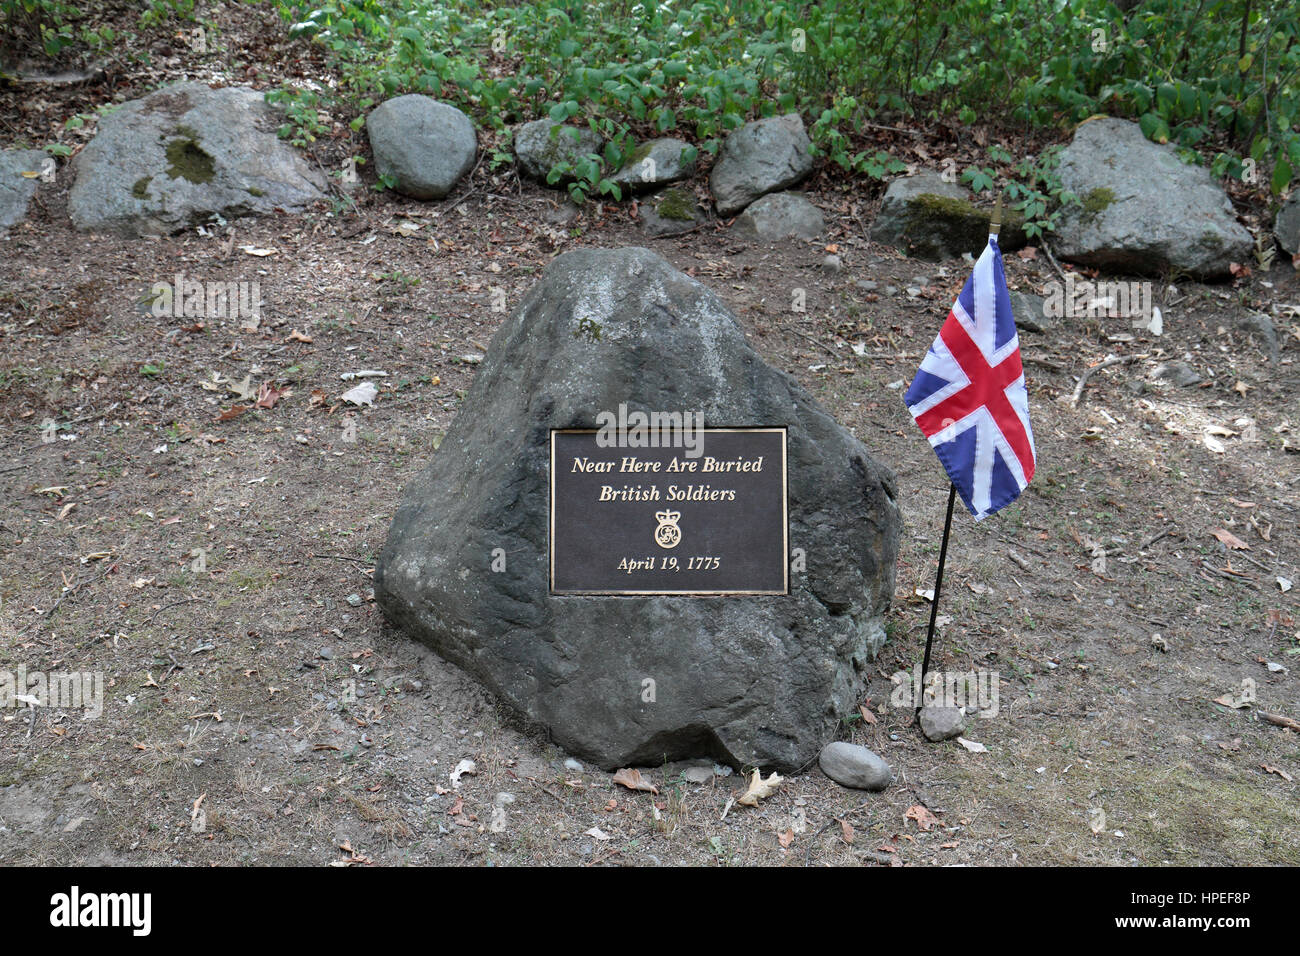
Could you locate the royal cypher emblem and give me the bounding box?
[654,510,681,549]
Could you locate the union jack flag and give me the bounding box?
[904,237,1035,520]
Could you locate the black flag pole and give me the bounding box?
[915,193,1003,718]
[916,483,957,714]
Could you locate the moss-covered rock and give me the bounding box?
[655,187,696,221]
[68,81,326,236]
[610,137,696,194]
[641,187,703,237]
[1053,117,1252,278]
[871,171,1027,260]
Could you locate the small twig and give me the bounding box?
[1023,355,1065,372]
[142,597,209,625]
[1199,560,1256,586]
[1231,550,1276,574]
[1038,240,1070,284]
[163,652,183,682]
[528,779,567,805]
[1260,712,1300,733]
[309,553,375,566]
[1139,526,1177,550]
[1069,355,1139,408]
[788,327,842,361]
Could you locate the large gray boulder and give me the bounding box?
[514,119,603,183]
[0,149,48,229]
[68,82,326,236]
[366,94,476,200]
[871,171,1027,259]
[1053,117,1253,278]
[1276,191,1300,257]
[375,247,901,773]
[610,137,696,195]
[733,191,824,241]
[710,113,813,217]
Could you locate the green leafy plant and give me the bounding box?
[259,0,1299,204]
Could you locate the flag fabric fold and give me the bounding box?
[904,237,1035,520]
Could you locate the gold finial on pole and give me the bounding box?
[989,192,1004,239]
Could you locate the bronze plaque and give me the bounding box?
[549,428,788,595]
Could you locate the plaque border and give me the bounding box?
[549,427,789,597]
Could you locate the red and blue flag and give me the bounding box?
[904,237,1035,520]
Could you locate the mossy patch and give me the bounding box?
[1082,187,1116,215]
[615,140,661,176]
[131,176,152,199]
[163,125,216,184]
[899,192,1026,257]
[247,186,265,197]
[909,192,981,220]
[655,187,696,222]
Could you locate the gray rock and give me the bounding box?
[0,149,48,229]
[919,706,966,742]
[610,137,695,194]
[1153,361,1202,387]
[68,81,326,236]
[818,741,892,791]
[682,765,714,784]
[366,94,476,200]
[563,757,584,772]
[823,254,843,273]
[514,119,603,183]
[856,279,878,292]
[640,186,703,237]
[732,191,824,241]
[870,171,1027,259]
[1009,289,1050,334]
[1239,311,1279,364]
[542,201,580,227]
[1053,118,1253,278]
[1277,192,1300,256]
[375,247,901,773]
[710,113,813,217]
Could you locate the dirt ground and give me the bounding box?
[3,6,1299,868]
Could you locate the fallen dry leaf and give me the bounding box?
[1261,764,1294,782]
[254,382,289,410]
[1210,528,1250,550]
[905,804,940,831]
[1212,693,1251,710]
[839,819,855,844]
[612,767,658,795]
[858,704,878,725]
[777,828,794,848]
[736,769,784,807]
